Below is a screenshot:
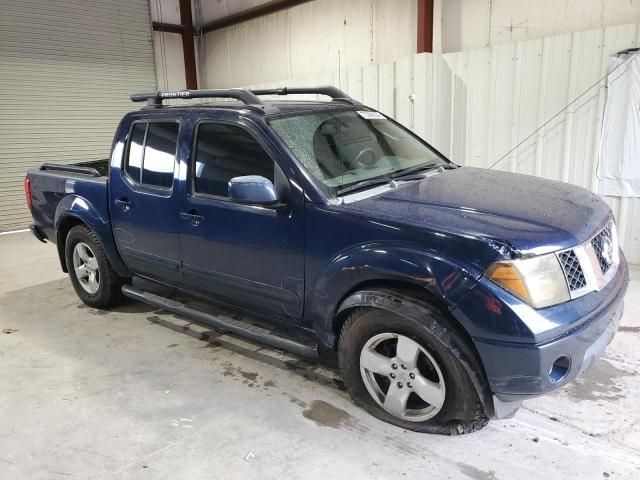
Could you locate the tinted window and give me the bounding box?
[125,123,146,182]
[142,123,179,188]
[194,124,274,197]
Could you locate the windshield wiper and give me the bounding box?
[336,177,392,196]
[391,162,456,179]
[336,163,457,196]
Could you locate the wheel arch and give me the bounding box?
[333,284,495,418]
[55,215,85,273]
[54,198,130,278]
[333,280,453,347]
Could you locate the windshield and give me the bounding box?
[269,109,448,196]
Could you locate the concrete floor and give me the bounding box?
[1,231,639,480]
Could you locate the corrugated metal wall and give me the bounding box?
[245,22,640,264]
[443,22,640,266]
[0,0,156,231]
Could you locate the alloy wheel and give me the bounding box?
[359,332,446,422]
[72,242,100,294]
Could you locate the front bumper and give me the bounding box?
[488,293,623,419]
[477,293,624,401]
[452,254,629,417]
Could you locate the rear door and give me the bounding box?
[178,120,305,322]
[110,115,185,284]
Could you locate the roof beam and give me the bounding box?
[200,0,313,34]
[152,22,185,34]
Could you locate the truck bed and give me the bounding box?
[27,159,110,243]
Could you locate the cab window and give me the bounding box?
[124,122,179,189]
[193,123,274,198]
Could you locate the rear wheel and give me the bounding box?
[338,306,488,434]
[72,242,100,295]
[65,224,126,309]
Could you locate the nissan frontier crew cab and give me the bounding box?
[25,86,629,434]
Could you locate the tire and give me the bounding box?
[65,224,126,309]
[338,303,489,434]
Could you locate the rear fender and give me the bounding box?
[54,195,129,277]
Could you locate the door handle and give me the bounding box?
[115,197,131,212]
[180,210,204,226]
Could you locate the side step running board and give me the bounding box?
[121,285,318,359]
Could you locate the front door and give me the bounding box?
[110,117,184,284]
[178,121,305,322]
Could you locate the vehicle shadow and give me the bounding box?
[2,277,345,398]
[128,300,344,392]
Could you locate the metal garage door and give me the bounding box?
[0,0,157,231]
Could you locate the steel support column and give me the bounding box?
[417,0,434,53]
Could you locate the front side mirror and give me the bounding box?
[228,175,282,208]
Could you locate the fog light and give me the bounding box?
[549,355,571,384]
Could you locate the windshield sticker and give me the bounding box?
[357,111,387,120]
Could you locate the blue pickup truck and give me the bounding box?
[25,86,628,434]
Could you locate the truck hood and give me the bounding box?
[342,167,611,256]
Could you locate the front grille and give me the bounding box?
[558,249,587,291]
[591,223,614,275]
[554,222,618,300]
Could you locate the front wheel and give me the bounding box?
[65,224,126,309]
[338,306,488,434]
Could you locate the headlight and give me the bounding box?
[486,254,569,309]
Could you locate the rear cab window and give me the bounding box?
[125,123,145,182]
[124,121,180,190]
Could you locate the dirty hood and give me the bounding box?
[343,167,611,256]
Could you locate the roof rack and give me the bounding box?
[129,86,359,112]
[250,86,360,105]
[130,88,277,112]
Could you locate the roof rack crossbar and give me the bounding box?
[130,88,267,109]
[250,86,360,105]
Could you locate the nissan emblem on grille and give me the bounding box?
[591,223,614,274]
[601,237,613,266]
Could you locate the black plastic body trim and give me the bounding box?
[40,163,102,177]
[29,223,47,243]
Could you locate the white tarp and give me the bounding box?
[597,53,640,197]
